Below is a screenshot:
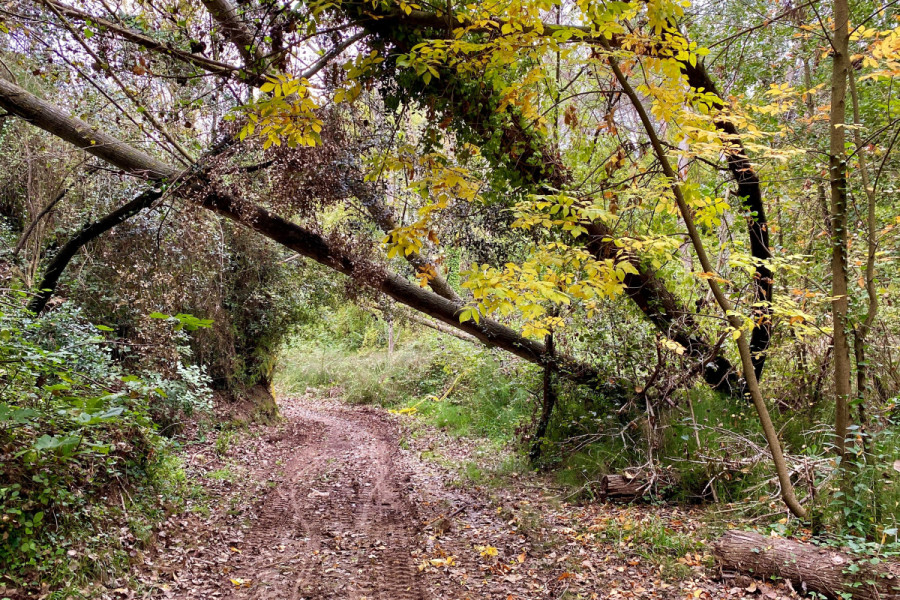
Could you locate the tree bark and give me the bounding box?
[529,332,556,463]
[599,474,650,501]
[199,0,265,72]
[714,531,900,600]
[603,43,806,518]
[351,179,462,302]
[677,60,772,382]
[0,78,172,180]
[830,0,852,460]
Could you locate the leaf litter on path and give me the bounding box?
[112,395,802,600]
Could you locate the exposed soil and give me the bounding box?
[122,395,803,600]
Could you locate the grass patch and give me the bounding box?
[208,466,238,482]
[277,342,444,405]
[277,334,538,447]
[592,512,707,581]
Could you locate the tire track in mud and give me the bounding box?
[223,403,426,600]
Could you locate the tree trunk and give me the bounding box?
[369,8,771,386]
[352,179,462,302]
[829,0,852,459]
[10,3,749,397]
[198,0,264,71]
[678,60,772,383]
[603,42,806,518]
[529,332,556,463]
[714,531,900,600]
[0,76,619,391]
[27,187,163,313]
[848,67,879,412]
[599,474,650,501]
[585,221,739,394]
[42,0,239,76]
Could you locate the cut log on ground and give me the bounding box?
[599,474,650,501]
[714,530,900,600]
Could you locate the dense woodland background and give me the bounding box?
[1,0,900,594]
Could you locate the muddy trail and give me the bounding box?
[139,400,428,599]
[224,403,424,599]
[129,396,802,600]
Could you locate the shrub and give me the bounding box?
[0,301,206,591]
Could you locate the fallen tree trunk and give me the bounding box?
[368,8,774,384]
[27,2,747,396]
[599,474,650,501]
[357,18,742,395]
[0,75,617,390]
[714,530,900,600]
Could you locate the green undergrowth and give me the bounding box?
[276,317,538,446]
[590,511,708,580]
[0,302,212,595]
[276,305,900,547]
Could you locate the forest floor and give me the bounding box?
[114,394,804,600]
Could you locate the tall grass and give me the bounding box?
[275,329,538,445]
[276,342,439,404]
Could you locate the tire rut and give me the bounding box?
[222,403,426,600]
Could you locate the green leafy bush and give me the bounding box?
[0,301,207,590]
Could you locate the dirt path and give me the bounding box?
[130,396,801,600]
[138,399,427,599]
[227,402,424,599]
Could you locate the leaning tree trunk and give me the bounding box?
[0,75,623,391]
[364,8,770,392]
[27,187,163,313]
[714,531,900,600]
[35,0,751,397]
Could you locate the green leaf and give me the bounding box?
[33,434,81,456]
